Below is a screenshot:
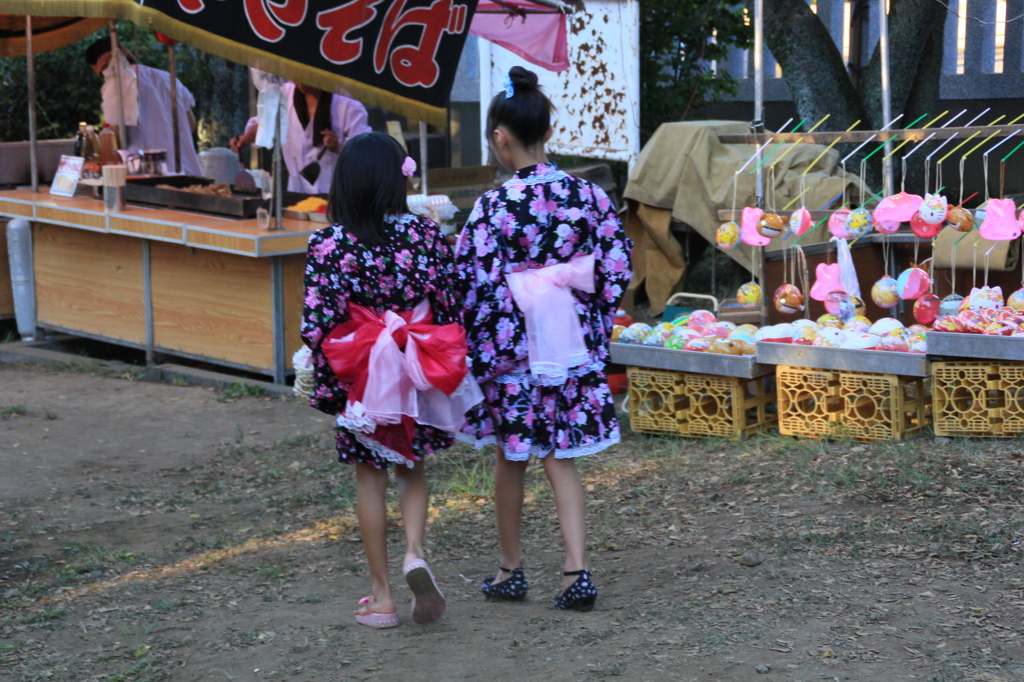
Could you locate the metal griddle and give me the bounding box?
[123,176,314,218]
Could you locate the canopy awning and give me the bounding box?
[0,16,107,56]
[1,0,479,126]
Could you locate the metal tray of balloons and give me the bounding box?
[610,343,774,379]
[755,341,931,377]
[926,332,1024,362]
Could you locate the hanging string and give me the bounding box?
[951,240,958,297]
[841,162,848,207]
[972,239,979,290]
[1000,161,1006,199]
[924,158,930,197]
[983,153,990,203]
[984,243,994,286]
[959,155,966,206]
[901,156,907,193]
[859,159,868,205]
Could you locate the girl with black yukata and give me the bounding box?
[455,66,632,610]
[302,133,480,629]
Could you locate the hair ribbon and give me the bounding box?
[503,73,515,99]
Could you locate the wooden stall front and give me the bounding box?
[0,189,317,382]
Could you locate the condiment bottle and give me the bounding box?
[98,124,120,166]
[81,125,102,180]
[73,122,87,157]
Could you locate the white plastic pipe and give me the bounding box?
[6,219,35,340]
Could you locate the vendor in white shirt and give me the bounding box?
[229,82,372,194]
[85,37,202,177]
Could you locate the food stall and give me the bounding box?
[2,0,481,382]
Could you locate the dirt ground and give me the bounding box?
[1,361,1023,682]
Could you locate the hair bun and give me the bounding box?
[508,66,539,91]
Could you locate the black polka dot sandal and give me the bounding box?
[553,569,597,611]
[481,565,528,601]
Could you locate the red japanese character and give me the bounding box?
[245,0,308,43]
[318,0,386,65]
[178,0,204,13]
[373,0,468,88]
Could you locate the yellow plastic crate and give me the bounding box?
[684,373,776,440]
[777,366,844,439]
[932,361,1024,437]
[627,367,775,440]
[841,371,929,442]
[627,367,689,437]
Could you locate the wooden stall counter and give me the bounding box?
[0,189,319,382]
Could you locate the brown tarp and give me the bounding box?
[623,120,868,314]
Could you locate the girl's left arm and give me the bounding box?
[590,186,633,334]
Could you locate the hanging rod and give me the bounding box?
[717,123,1024,146]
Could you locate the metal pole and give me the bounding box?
[753,0,764,209]
[168,44,180,174]
[274,98,283,231]
[270,255,286,385]
[26,16,38,194]
[753,0,768,326]
[109,22,128,153]
[879,0,894,195]
[419,121,429,195]
[143,239,154,365]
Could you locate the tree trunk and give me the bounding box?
[759,0,866,132]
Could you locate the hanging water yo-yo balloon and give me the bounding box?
[846,207,872,239]
[1007,287,1024,311]
[913,293,941,325]
[896,267,931,300]
[757,212,786,239]
[737,282,763,309]
[978,197,1021,241]
[874,218,901,234]
[919,194,948,225]
[871,275,900,309]
[828,207,851,238]
[944,205,974,232]
[740,207,770,246]
[874,191,923,224]
[716,221,740,250]
[939,293,964,316]
[810,262,844,301]
[773,283,805,314]
[789,208,813,237]
[910,211,942,239]
[824,290,847,316]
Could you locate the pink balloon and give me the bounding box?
[828,208,851,238]
[978,198,1021,241]
[873,192,923,224]
[914,294,940,325]
[910,211,942,239]
[740,207,770,246]
[896,267,931,300]
[789,208,813,236]
[810,263,844,302]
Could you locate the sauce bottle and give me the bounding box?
[98,124,120,166]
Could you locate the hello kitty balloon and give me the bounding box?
[978,198,1021,241]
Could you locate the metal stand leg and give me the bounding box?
[271,256,286,385]
[144,239,154,365]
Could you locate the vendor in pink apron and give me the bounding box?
[230,82,372,194]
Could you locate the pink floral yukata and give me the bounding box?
[455,162,632,460]
[301,214,461,468]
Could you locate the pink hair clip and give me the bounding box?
[402,156,417,178]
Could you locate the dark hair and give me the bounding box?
[293,87,333,148]
[328,132,409,247]
[84,37,137,66]
[486,66,554,148]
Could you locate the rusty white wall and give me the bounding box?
[478,0,640,165]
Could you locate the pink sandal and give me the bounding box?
[355,596,399,629]
[404,559,446,625]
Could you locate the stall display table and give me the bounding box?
[611,343,776,440]
[0,189,317,382]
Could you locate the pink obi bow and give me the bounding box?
[322,300,482,464]
[507,253,596,384]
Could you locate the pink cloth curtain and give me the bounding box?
[470,0,568,73]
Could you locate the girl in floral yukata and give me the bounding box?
[302,133,480,629]
[455,66,632,610]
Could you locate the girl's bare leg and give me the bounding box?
[491,448,528,584]
[541,455,588,592]
[354,463,396,614]
[394,460,428,567]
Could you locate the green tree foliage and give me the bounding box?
[0,21,250,149]
[640,0,752,140]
